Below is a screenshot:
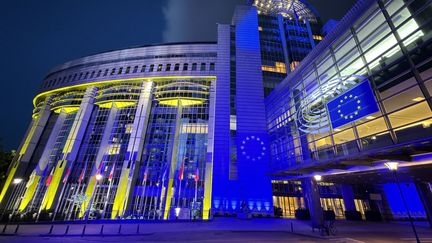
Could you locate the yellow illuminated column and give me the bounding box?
[19,111,67,211]
[203,81,216,220]
[111,81,153,219]
[40,87,97,210]
[162,99,183,220]
[0,96,52,205]
[79,105,118,218]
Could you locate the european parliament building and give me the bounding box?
[1,0,432,226]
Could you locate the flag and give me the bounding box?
[178,158,185,181]
[327,79,379,129]
[62,167,71,184]
[142,168,148,185]
[38,166,49,186]
[194,167,199,183]
[78,165,86,183]
[108,164,115,182]
[95,161,103,179]
[26,171,36,188]
[45,168,54,187]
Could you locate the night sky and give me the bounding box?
[0,0,356,150]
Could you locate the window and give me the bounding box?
[174,63,180,71]
[210,63,215,71]
[157,64,163,72]
[183,63,189,71]
[141,65,147,72]
[133,66,138,73]
[110,68,116,75]
[118,67,123,74]
[166,64,171,71]
[125,66,130,74]
[192,63,197,71]
[90,71,95,78]
[84,72,89,79]
[200,63,206,71]
[103,69,108,76]
[96,70,102,77]
[149,64,154,72]
[78,73,83,80]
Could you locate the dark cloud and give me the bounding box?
[163,0,244,42]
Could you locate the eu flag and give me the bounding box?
[326,79,379,129]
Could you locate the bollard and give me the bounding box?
[136,224,140,235]
[48,224,54,234]
[291,222,294,232]
[14,224,20,234]
[82,225,87,237]
[100,225,104,235]
[2,224,7,233]
[65,225,70,235]
[118,224,122,234]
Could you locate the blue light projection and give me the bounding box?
[327,79,379,129]
[383,183,426,219]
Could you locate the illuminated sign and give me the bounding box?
[327,79,379,129]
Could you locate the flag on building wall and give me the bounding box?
[78,163,86,183]
[142,168,148,185]
[327,79,380,129]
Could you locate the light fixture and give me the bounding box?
[412,97,425,102]
[314,174,322,181]
[12,178,23,184]
[366,116,375,120]
[175,207,181,217]
[384,162,399,171]
[95,174,103,181]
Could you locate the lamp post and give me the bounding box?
[84,173,103,221]
[385,162,420,243]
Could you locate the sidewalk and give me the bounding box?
[0,218,431,242]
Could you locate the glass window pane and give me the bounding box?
[388,101,432,129]
[333,128,356,145]
[356,117,388,138]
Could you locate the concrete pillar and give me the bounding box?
[19,111,67,211]
[415,182,432,228]
[302,178,323,227]
[41,86,97,211]
[341,184,356,212]
[112,81,153,219]
[0,96,52,208]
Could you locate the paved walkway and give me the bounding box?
[0,218,431,242]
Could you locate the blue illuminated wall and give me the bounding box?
[383,183,426,219]
[212,5,273,215]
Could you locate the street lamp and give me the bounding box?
[314,175,322,182]
[385,162,420,243]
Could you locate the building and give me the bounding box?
[266,0,432,225]
[1,0,432,225]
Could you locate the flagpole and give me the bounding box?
[52,166,71,221]
[35,187,49,222]
[102,176,113,219]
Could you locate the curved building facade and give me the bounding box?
[1,42,219,220]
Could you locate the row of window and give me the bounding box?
[43,62,216,89]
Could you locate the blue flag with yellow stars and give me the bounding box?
[327,79,379,129]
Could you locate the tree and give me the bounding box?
[0,139,15,190]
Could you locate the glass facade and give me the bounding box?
[266,0,432,170]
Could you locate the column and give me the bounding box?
[19,111,67,211]
[415,182,432,228]
[302,178,323,227]
[0,96,52,207]
[40,86,97,211]
[341,184,361,220]
[79,105,118,218]
[111,81,153,219]
[203,80,216,220]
